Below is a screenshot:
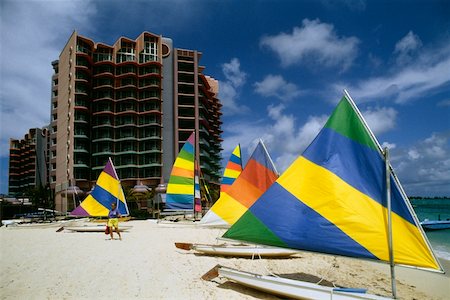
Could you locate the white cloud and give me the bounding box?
[254,75,301,101]
[222,104,328,172]
[362,107,397,135]
[333,37,450,104]
[0,1,97,157]
[260,18,359,71]
[391,132,450,196]
[408,149,421,160]
[382,142,396,150]
[222,58,246,88]
[218,58,249,114]
[394,31,422,65]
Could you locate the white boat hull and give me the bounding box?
[193,244,298,257]
[64,225,133,232]
[216,266,390,300]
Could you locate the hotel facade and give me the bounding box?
[8,128,49,196]
[47,31,222,212]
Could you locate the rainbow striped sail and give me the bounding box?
[71,158,129,216]
[221,145,243,194]
[224,94,442,271]
[165,132,197,211]
[200,141,278,227]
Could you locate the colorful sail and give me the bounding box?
[224,94,442,271]
[165,132,196,211]
[221,145,243,194]
[194,160,202,213]
[200,140,278,227]
[71,157,129,216]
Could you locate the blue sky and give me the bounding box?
[1,0,449,196]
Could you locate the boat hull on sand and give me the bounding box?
[203,265,390,300]
[176,243,298,257]
[64,225,133,232]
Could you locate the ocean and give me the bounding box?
[410,198,450,261]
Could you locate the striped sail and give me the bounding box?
[221,145,243,194]
[71,158,129,217]
[199,141,278,227]
[224,94,442,271]
[165,132,196,211]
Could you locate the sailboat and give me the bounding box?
[199,140,279,227]
[202,91,443,299]
[163,132,201,217]
[219,144,243,196]
[175,140,298,257]
[66,157,132,232]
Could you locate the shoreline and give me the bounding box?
[1,220,449,299]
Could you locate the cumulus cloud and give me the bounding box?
[394,31,422,65]
[0,1,97,157]
[391,132,450,196]
[254,75,301,101]
[260,18,359,71]
[382,142,396,150]
[218,58,249,114]
[222,104,328,172]
[333,36,450,104]
[362,106,397,135]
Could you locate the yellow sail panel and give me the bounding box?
[278,157,439,269]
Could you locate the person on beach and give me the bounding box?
[108,202,122,240]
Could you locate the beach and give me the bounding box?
[1,220,449,300]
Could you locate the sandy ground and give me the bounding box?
[1,220,449,300]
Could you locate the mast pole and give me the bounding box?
[193,132,197,220]
[259,139,279,176]
[385,147,397,299]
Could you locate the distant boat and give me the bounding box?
[420,219,450,231]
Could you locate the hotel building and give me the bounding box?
[8,128,49,196]
[50,31,222,212]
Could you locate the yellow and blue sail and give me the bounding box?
[165,132,196,211]
[221,145,243,194]
[71,158,129,216]
[200,141,278,227]
[224,95,442,271]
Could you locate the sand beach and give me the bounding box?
[1,220,449,299]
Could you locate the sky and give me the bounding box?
[0,0,449,196]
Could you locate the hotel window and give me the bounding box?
[116,42,136,63]
[139,37,158,63]
[94,48,113,62]
[139,66,160,75]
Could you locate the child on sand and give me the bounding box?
[108,202,122,240]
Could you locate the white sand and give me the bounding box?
[1,220,449,299]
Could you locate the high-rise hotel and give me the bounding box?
[47,31,222,212]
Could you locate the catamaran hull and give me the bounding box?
[193,245,298,257]
[420,220,450,231]
[64,225,133,232]
[217,266,390,300]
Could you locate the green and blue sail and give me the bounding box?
[224,95,441,271]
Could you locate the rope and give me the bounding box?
[316,257,337,287]
[250,244,280,278]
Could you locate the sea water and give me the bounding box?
[411,198,450,261]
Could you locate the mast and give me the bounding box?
[259,139,279,176]
[385,147,397,299]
